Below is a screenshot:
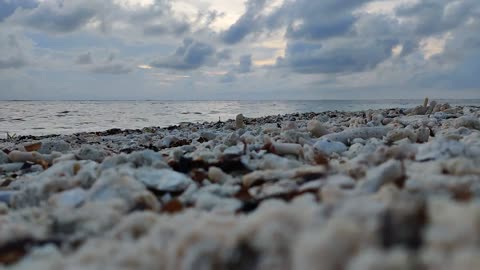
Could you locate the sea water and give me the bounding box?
[1,99,479,137]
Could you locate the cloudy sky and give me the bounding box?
[0,0,479,100]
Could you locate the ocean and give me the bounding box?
[1,99,479,138]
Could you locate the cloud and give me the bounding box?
[220,0,373,44]
[237,54,252,73]
[0,0,38,22]
[91,63,132,74]
[0,56,27,69]
[10,0,100,33]
[220,71,236,83]
[75,52,93,65]
[0,32,31,70]
[282,0,371,41]
[279,39,397,74]
[150,38,220,70]
[220,0,266,44]
[73,51,131,74]
[143,21,190,36]
[395,0,477,36]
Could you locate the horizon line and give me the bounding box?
[1,98,480,102]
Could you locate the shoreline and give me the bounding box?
[2,99,480,139]
[1,102,480,268]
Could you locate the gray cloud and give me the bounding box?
[74,51,131,74]
[237,55,252,73]
[279,39,397,74]
[11,0,99,33]
[143,22,190,36]
[150,38,219,70]
[75,52,93,65]
[91,63,132,75]
[221,0,372,44]
[0,56,27,69]
[410,17,480,90]
[283,0,371,41]
[0,32,30,70]
[395,0,477,36]
[221,0,266,44]
[0,0,38,22]
[220,71,236,83]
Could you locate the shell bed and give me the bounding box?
[0,101,480,270]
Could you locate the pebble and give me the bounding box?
[38,139,71,154]
[313,139,348,155]
[0,150,10,164]
[134,168,193,192]
[307,120,329,138]
[76,145,107,163]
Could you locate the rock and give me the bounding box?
[256,153,302,170]
[0,162,24,173]
[23,142,42,152]
[409,105,427,115]
[386,129,417,143]
[76,145,107,163]
[416,127,430,143]
[223,146,243,156]
[322,127,390,145]
[195,193,242,212]
[416,139,467,161]
[313,139,348,155]
[88,172,159,210]
[268,142,303,157]
[0,150,10,164]
[48,188,87,208]
[423,97,429,108]
[282,121,297,131]
[134,168,193,192]
[200,131,217,141]
[208,167,231,184]
[243,166,326,187]
[307,120,329,138]
[454,116,480,130]
[8,151,45,163]
[0,191,16,205]
[358,159,403,193]
[38,139,71,154]
[426,100,437,115]
[223,132,239,146]
[236,114,246,129]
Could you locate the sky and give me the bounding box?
[0,0,479,100]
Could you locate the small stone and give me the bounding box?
[426,100,437,115]
[314,139,348,155]
[0,150,10,164]
[0,162,24,173]
[76,145,107,163]
[38,139,71,154]
[358,159,403,193]
[200,131,217,141]
[409,105,427,116]
[236,114,246,129]
[386,129,417,143]
[423,97,429,108]
[48,188,87,208]
[454,116,480,130]
[0,191,16,206]
[135,168,193,192]
[307,120,329,138]
[416,127,430,143]
[24,142,42,152]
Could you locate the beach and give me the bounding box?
[1,100,480,269]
